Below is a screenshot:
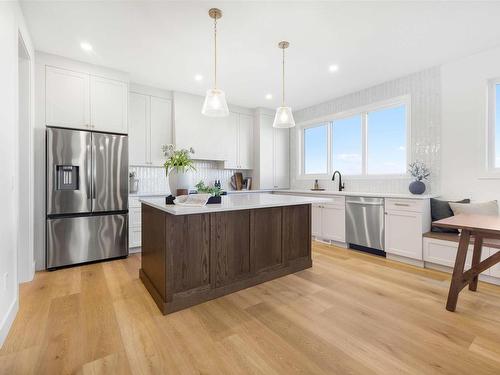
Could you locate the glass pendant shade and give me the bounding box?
[273,106,295,128]
[201,88,229,117]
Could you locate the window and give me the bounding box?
[332,115,362,175]
[301,97,409,177]
[304,123,328,174]
[367,105,407,175]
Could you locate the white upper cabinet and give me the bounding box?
[223,112,254,170]
[128,90,172,166]
[174,92,229,161]
[150,96,172,165]
[129,92,149,165]
[238,114,254,170]
[45,66,90,128]
[90,76,128,133]
[222,112,239,169]
[274,127,290,189]
[257,114,290,189]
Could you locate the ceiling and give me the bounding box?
[20,1,500,110]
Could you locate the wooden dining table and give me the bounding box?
[433,214,500,311]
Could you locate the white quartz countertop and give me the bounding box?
[276,189,439,200]
[140,193,331,215]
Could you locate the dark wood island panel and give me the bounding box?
[139,203,312,314]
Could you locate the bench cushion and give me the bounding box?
[431,198,470,234]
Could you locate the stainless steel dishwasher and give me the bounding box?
[345,196,385,255]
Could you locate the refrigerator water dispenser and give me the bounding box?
[56,165,79,190]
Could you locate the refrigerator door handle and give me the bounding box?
[86,143,92,201]
[92,139,97,201]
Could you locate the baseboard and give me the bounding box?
[386,253,424,268]
[129,247,142,254]
[0,297,19,348]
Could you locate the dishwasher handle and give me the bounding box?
[346,201,384,206]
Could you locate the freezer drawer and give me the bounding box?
[47,213,128,269]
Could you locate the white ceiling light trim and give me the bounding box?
[273,41,295,129]
[201,7,229,117]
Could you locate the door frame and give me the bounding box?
[17,29,35,283]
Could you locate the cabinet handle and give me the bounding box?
[394,203,410,207]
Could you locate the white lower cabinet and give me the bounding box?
[312,198,346,243]
[129,197,142,249]
[384,198,431,261]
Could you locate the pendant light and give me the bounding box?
[202,8,229,117]
[273,41,295,128]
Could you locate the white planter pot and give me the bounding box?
[168,169,192,195]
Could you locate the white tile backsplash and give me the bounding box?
[291,67,441,194]
[130,161,252,194]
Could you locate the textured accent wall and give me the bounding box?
[291,67,441,194]
[130,161,252,194]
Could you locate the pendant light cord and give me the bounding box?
[214,16,217,89]
[282,47,285,106]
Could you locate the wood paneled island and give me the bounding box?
[139,193,328,314]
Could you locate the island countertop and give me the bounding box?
[139,193,331,215]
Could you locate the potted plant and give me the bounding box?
[162,144,196,195]
[195,180,222,204]
[408,161,430,194]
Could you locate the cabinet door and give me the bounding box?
[90,76,128,133]
[259,115,274,188]
[311,204,322,237]
[129,92,149,165]
[150,96,172,166]
[321,204,346,243]
[46,66,90,128]
[238,114,254,169]
[274,128,290,188]
[385,210,422,260]
[223,112,239,169]
[213,211,252,287]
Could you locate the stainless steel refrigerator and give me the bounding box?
[46,127,128,269]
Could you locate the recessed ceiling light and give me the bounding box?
[329,64,339,72]
[265,94,273,100]
[194,74,203,81]
[80,42,93,52]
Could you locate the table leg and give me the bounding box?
[469,236,483,292]
[446,229,471,312]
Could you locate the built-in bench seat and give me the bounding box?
[422,231,500,283]
[423,232,500,249]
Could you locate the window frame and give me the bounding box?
[487,79,500,172]
[297,95,411,179]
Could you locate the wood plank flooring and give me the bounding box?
[2,242,500,374]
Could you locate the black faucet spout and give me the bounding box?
[332,170,344,191]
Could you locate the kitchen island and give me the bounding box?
[139,193,328,314]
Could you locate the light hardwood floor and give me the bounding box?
[2,242,500,374]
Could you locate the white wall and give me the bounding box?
[290,68,441,194]
[441,46,500,203]
[0,1,34,347]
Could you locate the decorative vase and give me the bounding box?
[409,179,426,195]
[129,177,139,194]
[168,169,191,196]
